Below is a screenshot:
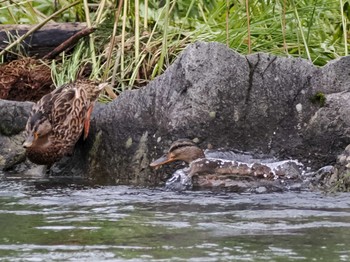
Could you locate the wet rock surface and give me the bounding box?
[0,100,33,171]
[1,41,350,192]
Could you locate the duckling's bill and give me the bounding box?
[150,154,176,167]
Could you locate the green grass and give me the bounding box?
[0,0,349,98]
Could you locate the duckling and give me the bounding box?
[150,139,253,178]
[150,139,304,191]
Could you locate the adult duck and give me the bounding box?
[23,79,106,165]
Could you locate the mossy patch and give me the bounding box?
[310,92,326,107]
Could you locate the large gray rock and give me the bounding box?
[1,42,350,188]
[0,100,33,171]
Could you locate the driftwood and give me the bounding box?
[0,22,88,59]
[43,27,95,59]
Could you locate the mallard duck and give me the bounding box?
[150,139,304,191]
[150,139,254,177]
[23,79,106,165]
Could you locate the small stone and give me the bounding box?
[296,103,303,113]
[192,137,200,143]
[125,137,133,149]
[255,187,267,193]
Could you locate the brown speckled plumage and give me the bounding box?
[23,79,106,165]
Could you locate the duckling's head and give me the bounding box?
[150,139,205,167]
[23,112,52,149]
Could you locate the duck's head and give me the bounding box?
[23,112,52,149]
[150,139,205,167]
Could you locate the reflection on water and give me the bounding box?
[0,177,350,261]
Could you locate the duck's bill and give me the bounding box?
[150,154,175,167]
[23,135,34,148]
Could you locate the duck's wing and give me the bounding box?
[52,84,89,138]
[25,85,65,132]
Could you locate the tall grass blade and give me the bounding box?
[340,0,348,56]
[121,0,128,90]
[245,0,251,54]
[155,0,170,77]
[135,0,140,59]
[144,0,148,29]
[226,0,229,47]
[292,0,311,61]
[83,0,97,76]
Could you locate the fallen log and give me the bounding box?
[0,22,88,60]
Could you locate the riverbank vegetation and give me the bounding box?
[0,0,348,99]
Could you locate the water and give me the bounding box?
[0,178,350,262]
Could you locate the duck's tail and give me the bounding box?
[91,82,108,101]
[75,79,108,102]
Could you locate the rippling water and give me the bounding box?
[0,177,350,261]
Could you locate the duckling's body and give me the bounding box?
[150,139,304,191]
[23,79,106,165]
[150,139,251,178]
